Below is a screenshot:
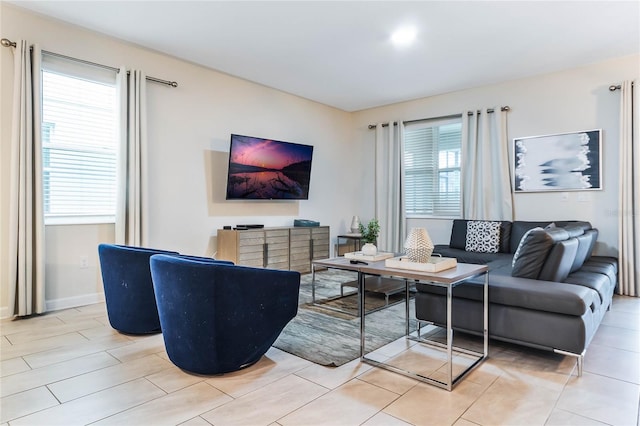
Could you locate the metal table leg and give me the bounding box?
[405,279,410,336]
[446,283,453,391]
[361,270,489,391]
[483,271,489,358]
[359,270,365,357]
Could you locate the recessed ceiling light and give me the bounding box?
[391,26,417,46]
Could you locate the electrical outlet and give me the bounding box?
[80,256,89,269]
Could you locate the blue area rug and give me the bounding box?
[273,269,416,367]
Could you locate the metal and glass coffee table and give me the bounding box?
[312,257,489,391]
[311,257,406,316]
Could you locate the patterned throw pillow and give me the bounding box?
[465,221,501,253]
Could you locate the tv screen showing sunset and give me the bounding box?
[226,134,314,200]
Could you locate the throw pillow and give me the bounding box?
[465,221,501,253]
[511,227,554,279]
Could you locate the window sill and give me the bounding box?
[45,215,115,226]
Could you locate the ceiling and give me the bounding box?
[9,1,640,112]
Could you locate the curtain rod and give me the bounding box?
[368,106,511,130]
[1,38,178,88]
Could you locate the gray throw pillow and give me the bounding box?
[511,227,554,279]
[465,221,501,253]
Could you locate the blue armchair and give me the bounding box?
[150,254,300,375]
[98,243,178,334]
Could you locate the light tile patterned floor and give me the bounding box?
[1,296,639,425]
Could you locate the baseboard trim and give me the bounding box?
[0,306,10,319]
[0,293,105,319]
[45,292,105,313]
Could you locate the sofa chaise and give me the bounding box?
[414,219,618,375]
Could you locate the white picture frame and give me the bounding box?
[513,129,602,192]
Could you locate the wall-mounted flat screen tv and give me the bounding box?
[225,134,314,200]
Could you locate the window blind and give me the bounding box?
[41,55,118,223]
[404,118,462,217]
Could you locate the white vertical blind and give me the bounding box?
[404,117,462,217]
[41,55,118,223]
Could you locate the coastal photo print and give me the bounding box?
[513,129,602,192]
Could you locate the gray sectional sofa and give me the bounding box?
[414,219,618,375]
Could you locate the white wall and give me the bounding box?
[44,224,113,311]
[352,54,639,255]
[0,4,362,316]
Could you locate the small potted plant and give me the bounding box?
[359,218,380,256]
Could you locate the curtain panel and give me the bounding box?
[618,80,640,297]
[8,41,46,317]
[462,108,513,221]
[374,122,406,253]
[116,69,148,247]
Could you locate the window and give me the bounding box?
[404,117,462,217]
[41,55,118,224]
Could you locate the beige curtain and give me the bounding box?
[375,122,406,253]
[462,108,513,220]
[115,68,148,246]
[8,41,45,317]
[618,80,640,296]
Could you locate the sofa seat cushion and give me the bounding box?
[564,271,613,304]
[585,256,619,275]
[485,257,514,275]
[579,264,617,288]
[415,274,597,317]
[433,245,509,265]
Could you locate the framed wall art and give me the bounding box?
[513,129,602,192]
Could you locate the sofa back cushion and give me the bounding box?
[511,227,557,279]
[449,220,468,249]
[538,235,579,282]
[510,221,554,253]
[570,229,598,272]
[509,220,591,253]
[555,221,592,233]
[450,219,512,253]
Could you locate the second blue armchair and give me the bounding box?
[150,254,300,375]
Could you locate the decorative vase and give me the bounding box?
[361,243,377,256]
[350,215,361,234]
[404,228,434,263]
